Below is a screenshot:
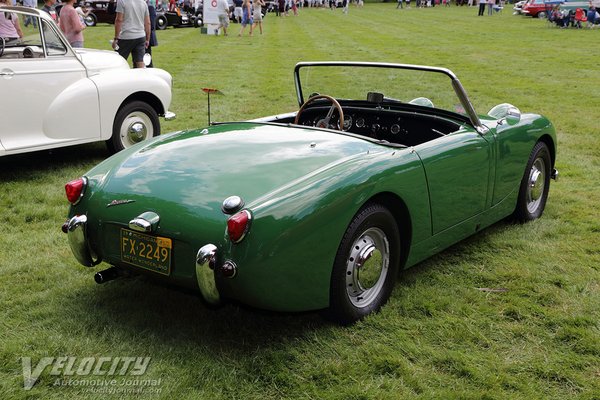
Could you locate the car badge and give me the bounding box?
[107,199,136,208]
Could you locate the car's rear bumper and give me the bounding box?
[63,215,101,267]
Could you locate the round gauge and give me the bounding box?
[390,124,400,135]
[356,118,365,128]
[343,115,353,131]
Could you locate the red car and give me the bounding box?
[521,0,561,18]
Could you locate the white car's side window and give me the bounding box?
[41,19,67,56]
[0,12,44,59]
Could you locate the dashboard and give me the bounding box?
[296,105,462,147]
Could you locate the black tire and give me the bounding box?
[156,16,167,30]
[107,101,160,154]
[84,13,97,27]
[326,204,401,325]
[537,11,547,18]
[513,141,551,222]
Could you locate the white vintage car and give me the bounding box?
[0,6,175,156]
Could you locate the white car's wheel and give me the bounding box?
[108,101,160,153]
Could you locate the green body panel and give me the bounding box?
[71,114,556,312]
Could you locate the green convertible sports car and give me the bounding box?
[63,62,558,324]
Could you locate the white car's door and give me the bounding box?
[0,14,101,153]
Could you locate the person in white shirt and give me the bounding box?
[215,0,230,35]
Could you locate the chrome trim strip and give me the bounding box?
[195,244,221,305]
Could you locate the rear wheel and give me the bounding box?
[84,13,97,27]
[537,11,547,18]
[156,16,167,30]
[327,204,401,325]
[513,141,551,222]
[107,101,160,154]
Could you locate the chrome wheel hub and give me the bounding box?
[345,227,390,308]
[120,112,152,147]
[527,158,546,213]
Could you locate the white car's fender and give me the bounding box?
[89,68,173,140]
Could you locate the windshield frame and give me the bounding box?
[293,61,485,134]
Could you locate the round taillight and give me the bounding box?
[65,177,87,205]
[227,210,252,243]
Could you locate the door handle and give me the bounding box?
[0,69,15,78]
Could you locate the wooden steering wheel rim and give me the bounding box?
[294,94,345,131]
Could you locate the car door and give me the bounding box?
[415,128,491,234]
[0,14,100,153]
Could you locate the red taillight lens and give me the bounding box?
[227,210,252,243]
[65,177,86,205]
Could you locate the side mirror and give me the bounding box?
[488,103,521,127]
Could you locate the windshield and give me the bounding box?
[295,63,477,120]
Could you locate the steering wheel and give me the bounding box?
[294,94,345,131]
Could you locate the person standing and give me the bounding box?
[252,0,265,33]
[59,0,86,48]
[112,0,151,68]
[0,0,23,40]
[238,0,252,35]
[477,0,486,15]
[147,0,157,66]
[41,0,58,21]
[233,0,243,22]
[396,0,403,8]
[23,0,38,28]
[215,0,230,35]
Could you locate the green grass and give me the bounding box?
[1,5,600,399]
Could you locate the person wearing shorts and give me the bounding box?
[252,0,265,33]
[215,0,230,35]
[233,0,243,22]
[113,0,150,68]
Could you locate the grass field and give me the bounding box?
[1,4,599,399]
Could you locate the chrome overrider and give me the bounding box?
[65,215,100,267]
[196,244,221,305]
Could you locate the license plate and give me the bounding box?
[120,229,172,275]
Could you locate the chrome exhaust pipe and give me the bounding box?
[94,267,121,284]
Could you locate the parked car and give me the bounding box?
[512,0,528,14]
[0,6,175,156]
[558,0,600,13]
[82,0,117,26]
[522,0,562,17]
[155,6,198,29]
[63,61,558,324]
